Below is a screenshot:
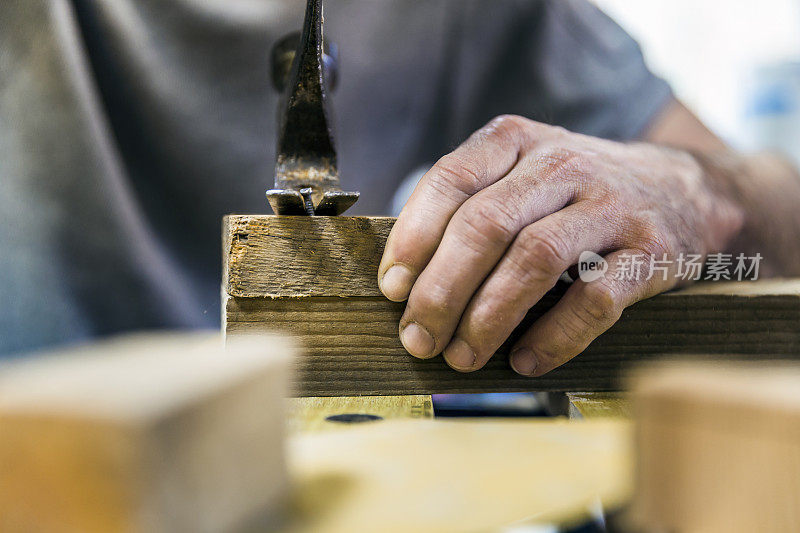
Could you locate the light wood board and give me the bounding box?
[288,395,434,434]
[567,392,631,419]
[224,215,800,396]
[285,418,633,533]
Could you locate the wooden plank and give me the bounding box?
[630,362,800,532]
[567,392,631,419]
[288,395,434,434]
[225,292,800,396]
[287,418,633,532]
[0,333,293,533]
[223,215,800,396]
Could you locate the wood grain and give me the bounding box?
[224,215,393,298]
[223,215,800,396]
[567,392,631,419]
[226,290,800,396]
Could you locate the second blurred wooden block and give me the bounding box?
[631,361,800,532]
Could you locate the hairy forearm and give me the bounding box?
[693,151,800,277]
[644,99,800,277]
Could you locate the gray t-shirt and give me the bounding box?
[0,0,672,356]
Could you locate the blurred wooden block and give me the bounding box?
[0,333,294,533]
[224,215,800,396]
[631,362,800,532]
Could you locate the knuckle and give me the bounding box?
[598,192,624,216]
[429,154,484,195]
[472,114,538,150]
[510,228,569,282]
[627,212,672,256]
[486,114,529,139]
[584,196,624,228]
[464,308,507,353]
[641,235,671,258]
[458,200,519,245]
[409,280,456,318]
[536,148,592,181]
[639,227,671,257]
[578,280,621,325]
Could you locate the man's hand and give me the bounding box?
[377,115,744,376]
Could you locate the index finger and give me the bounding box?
[378,115,540,301]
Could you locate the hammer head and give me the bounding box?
[267,0,359,216]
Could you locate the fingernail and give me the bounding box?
[379,264,415,301]
[400,322,435,358]
[444,338,476,371]
[510,348,538,376]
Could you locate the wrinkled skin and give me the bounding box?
[378,115,743,376]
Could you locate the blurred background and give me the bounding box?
[598,0,800,164]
